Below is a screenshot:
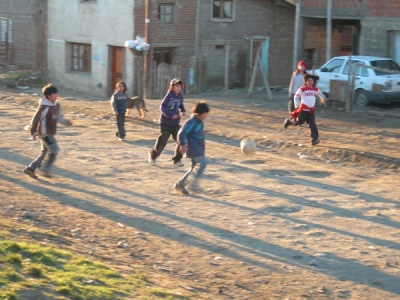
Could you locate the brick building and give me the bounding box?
[135,0,296,96]
[3,0,398,98]
[298,0,400,68]
[0,0,47,68]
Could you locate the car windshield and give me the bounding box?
[370,60,400,75]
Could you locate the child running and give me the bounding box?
[24,84,73,178]
[283,74,326,145]
[174,102,210,195]
[148,78,186,167]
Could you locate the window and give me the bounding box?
[0,18,12,43]
[80,0,96,3]
[154,48,174,65]
[321,58,345,73]
[71,43,91,72]
[212,0,233,20]
[371,59,400,75]
[158,4,173,23]
[343,60,367,77]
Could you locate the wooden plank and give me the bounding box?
[248,44,272,100]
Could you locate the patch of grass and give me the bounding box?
[1,292,18,300]
[6,271,23,282]
[27,266,43,278]
[145,289,191,300]
[5,253,23,266]
[4,242,22,253]
[0,221,191,300]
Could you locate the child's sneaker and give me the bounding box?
[148,152,156,166]
[311,139,320,146]
[174,182,189,195]
[173,161,184,168]
[24,168,38,179]
[283,118,291,129]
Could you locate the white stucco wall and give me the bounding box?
[47,0,134,98]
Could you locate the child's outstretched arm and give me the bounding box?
[294,88,302,108]
[317,89,327,106]
[29,105,47,139]
[178,100,186,118]
[57,106,73,126]
[177,119,195,154]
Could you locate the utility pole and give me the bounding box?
[144,0,152,99]
[293,0,301,70]
[326,0,332,61]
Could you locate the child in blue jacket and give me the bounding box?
[148,78,186,167]
[174,102,210,195]
[110,81,129,140]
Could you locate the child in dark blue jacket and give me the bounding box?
[174,102,210,195]
[110,81,129,140]
[148,78,186,167]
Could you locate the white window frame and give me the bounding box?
[211,0,235,21]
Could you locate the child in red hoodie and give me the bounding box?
[283,74,326,145]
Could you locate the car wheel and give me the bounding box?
[354,89,369,107]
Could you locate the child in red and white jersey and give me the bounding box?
[283,74,326,145]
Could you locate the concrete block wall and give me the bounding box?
[135,0,296,91]
[360,18,400,57]
[302,0,360,9]
[301,0,400,62]
[300,0,361,18]
[197,0,296,88]
[0,0,47,68]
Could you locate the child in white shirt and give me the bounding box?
[283,74,326,145]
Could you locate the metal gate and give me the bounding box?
[0,16,46,69]
[0,17,12,66]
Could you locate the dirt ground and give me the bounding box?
[0,83,399,300]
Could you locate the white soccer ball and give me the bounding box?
[240,139,257,155]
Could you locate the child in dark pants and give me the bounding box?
[148,78,186,167]
[110,81,129,141]
[174,102,210,195]
[283,74,326,145]
[24,84,73,179]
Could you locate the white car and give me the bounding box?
[313,55,400,106]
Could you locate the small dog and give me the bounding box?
[126,96,148,119]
